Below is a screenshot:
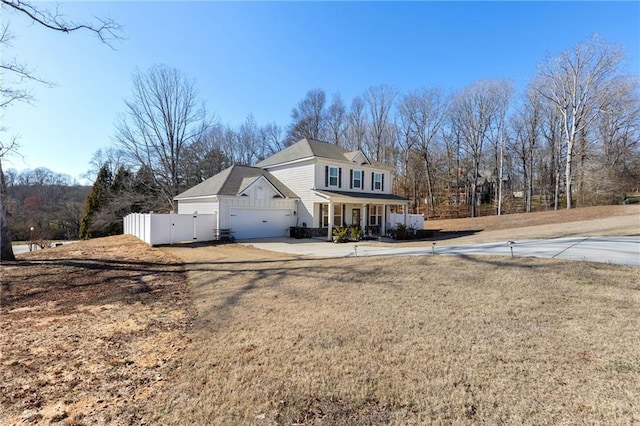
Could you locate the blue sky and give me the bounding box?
[3,1,639,184]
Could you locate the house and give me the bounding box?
[175,138,410,240]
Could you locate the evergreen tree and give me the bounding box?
[79,165,113,239]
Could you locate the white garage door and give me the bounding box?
[229,208,292,240]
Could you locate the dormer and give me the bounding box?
[344,150,371,166]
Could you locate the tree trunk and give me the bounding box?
[497,141,504,216]
[565,140,574,209]
[471,161,479,218]
[526,154,534,213]
[424,154,435,214]
[1,161,16,261]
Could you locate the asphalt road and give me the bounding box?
[12,237,638,266]
[244,236,640,266]
[12,241,77,255]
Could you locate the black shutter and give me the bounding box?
[338,168,342,188]
[325,165,329,187]
[371,172,374,190]
[350,169,353,189]
[361,170,364,189]
[381,174,385,191]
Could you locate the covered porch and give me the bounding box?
[313,190,410,241]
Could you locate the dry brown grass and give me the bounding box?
[2,208,639,425]
[1,236,193,425]
[160,243,640,425]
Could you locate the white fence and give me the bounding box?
[123,213,217,246]
[388,213,425,230]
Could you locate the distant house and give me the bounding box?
[175,138,410,240]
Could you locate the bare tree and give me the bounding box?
[235,114,261,165]
[259,122,285,155]
[0,0,121,260]
[398,87,449,214]
[181,123,230,188]
[325,93,347,146]
[535,35,624,209]
[487,81,513,215]
[450,80,506,217]
[115,64,210,209]
[365,84,397,162]
[510,85,543,213]
[346,96,368,151]
[594,76,640,201]
[286,88,327,143]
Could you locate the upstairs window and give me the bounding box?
[351,170,362,189]
[372,172,384,191]
[325,166,341,188]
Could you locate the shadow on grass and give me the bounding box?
[428,229,483,242]
[170,247,563,327]
[2,257,186,310]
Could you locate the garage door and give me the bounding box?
[229,208,292,240]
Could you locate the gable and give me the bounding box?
[174,165,298,200]
[238,175,285,199]
[345,150,371,165]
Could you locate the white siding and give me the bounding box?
[267,161,318,227]
[267,159,397,228]
[315,159,393,195]
[177,198,219,215]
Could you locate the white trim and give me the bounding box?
[238,175,289,198]
[174,195,219,202]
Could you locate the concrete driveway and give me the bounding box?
[241,236,640,266]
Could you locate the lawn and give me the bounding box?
[2,206,639,425]
[158,243,640,425]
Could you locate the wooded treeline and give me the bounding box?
[18,35,638,241]
[92,35,637,231]
[4,167,90,240]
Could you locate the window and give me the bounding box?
[333,204,342,227]
[321,204,342,227]
[352,170,362,189]
[370,172,384,191]
[322,204,329,227]
[329,166,338,187]
[374,173,383,190]
[369,205,382,226]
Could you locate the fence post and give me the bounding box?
[170,211,174,245]
[193,212,198,242]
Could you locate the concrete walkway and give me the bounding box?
[241,236,640,266]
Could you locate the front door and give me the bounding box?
[352,208,361,227]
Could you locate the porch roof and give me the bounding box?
[313,189,409,204]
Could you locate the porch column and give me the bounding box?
[381,204,387,237]
[361,204,367,230]
[403,203,408,227]
[327,201,334,241]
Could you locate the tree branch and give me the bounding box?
[1,0,123,48]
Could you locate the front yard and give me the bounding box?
[2,229,639,424]
[160,243,640,425]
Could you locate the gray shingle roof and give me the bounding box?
[256,138,390,169]
[174,165,298,200]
